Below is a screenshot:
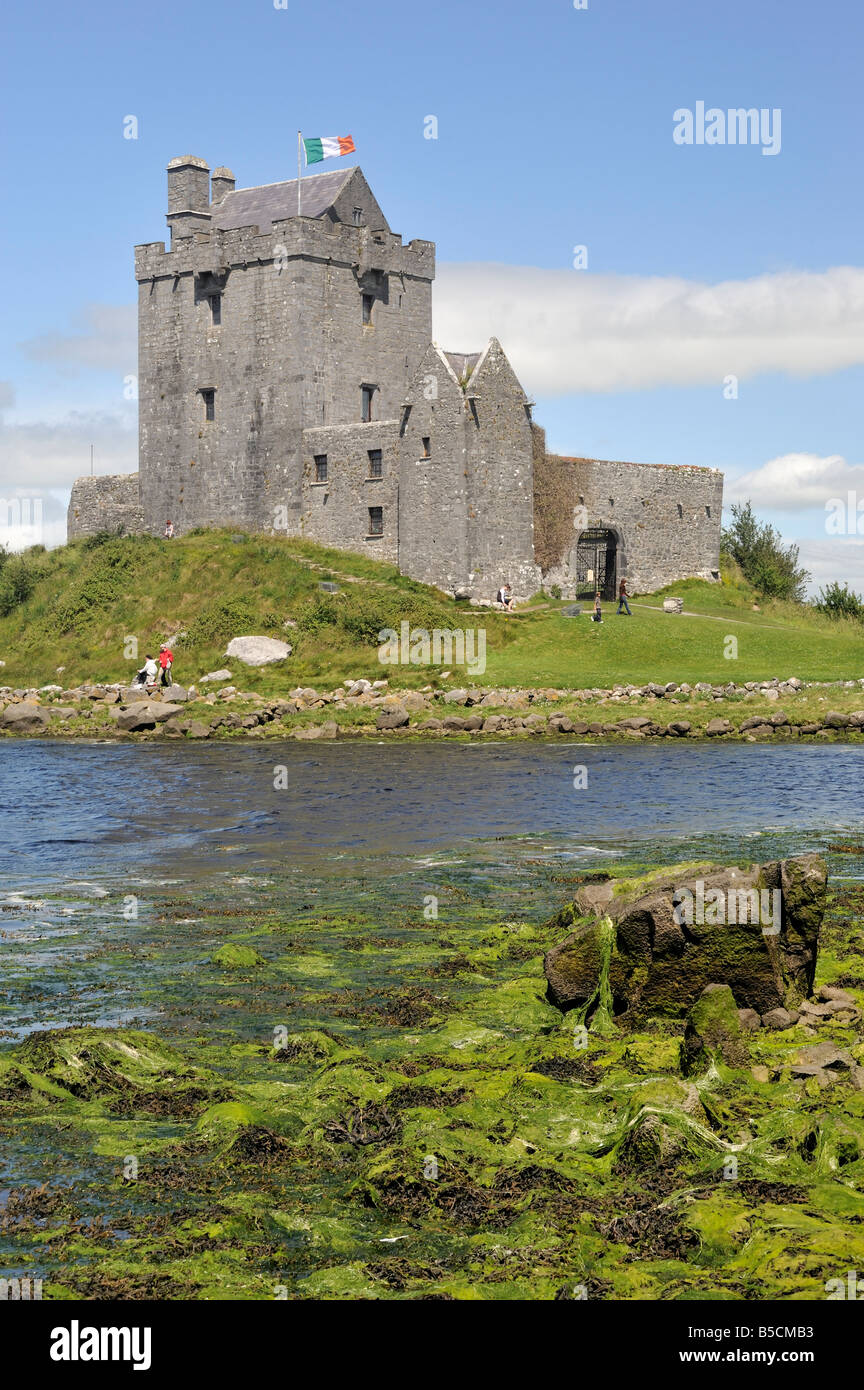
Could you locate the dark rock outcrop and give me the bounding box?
[543,854,826,1022]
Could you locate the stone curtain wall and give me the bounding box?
[535,454,724,594]
[67,474,145,539]
[300,420,399,564]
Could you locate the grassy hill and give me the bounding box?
[1,530,863,692]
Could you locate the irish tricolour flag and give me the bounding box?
[303,135,355,165]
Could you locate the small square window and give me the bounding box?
[368,449,382,478]
[201,389,215,421]
[209,294,221,325]
[368,505,383,536]
[361,385,376,422]
[422,436,431,458]
[314,454,328,483]
[362,294,374,325]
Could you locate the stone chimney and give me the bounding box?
[210,167,236,205]
[166,156,211,244]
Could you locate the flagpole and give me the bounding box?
[297,131,302,216]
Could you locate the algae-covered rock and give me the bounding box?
[543,855,825,1023]
[681,984,750,1076]
[0,1028,223,1112]
[212,942,265,970]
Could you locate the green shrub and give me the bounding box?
[185,597,282,648]
[0,554,36,616]
[814,582,864,622]
[721,501,810,602]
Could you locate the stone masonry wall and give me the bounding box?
[67,474,145,539]
[300,420,399,565]
[397,346,470,591]
[535,454,724,594]
[462,341,540,597]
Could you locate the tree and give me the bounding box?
[814,581,864,622]
[721,501,810,602]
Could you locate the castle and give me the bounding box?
[67,156,724,599]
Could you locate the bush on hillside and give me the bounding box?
[814,581,864,623]
[48,541,137,634]
[0,553,37,616]
[721,501,810,603]
[184,597,283,648]
[297,591,459,647]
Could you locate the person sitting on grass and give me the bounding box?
[496,582,515,612]
[592,592,603,623]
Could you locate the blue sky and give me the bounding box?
[1,0,862,585]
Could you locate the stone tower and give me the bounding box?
[134,157,434,535]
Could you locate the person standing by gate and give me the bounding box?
[617,577,632,615]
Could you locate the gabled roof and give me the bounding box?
[211,168,355,233]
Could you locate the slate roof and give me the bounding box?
[211,168,355,233]
[443,351,482,382]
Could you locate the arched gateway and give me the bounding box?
[571,528,618,601]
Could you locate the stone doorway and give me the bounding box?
[573,528,617,600]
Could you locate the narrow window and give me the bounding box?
[677,503,684,518]
[209,294,221,325]
[361,385,376,422]
[399,405,411,436]
[368,448,383,478]
[201,389,215,421]
[608,496,614,507]
[352,207,363,225]
[705,505,711,518]
[422,436,431,458]
[368,505,383,537]
[362,293,374,325]
[314,454,328,483]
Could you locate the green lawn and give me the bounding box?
[1,531,862,691]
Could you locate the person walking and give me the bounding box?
[592,592,603,623]
[617,577,632,615]
[159,644,174,687]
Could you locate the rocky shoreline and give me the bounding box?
[2,672,864,743]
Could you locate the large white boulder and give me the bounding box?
[225,636,292,667]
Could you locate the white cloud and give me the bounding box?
[19,304,137,374]
[434,263,864,395]
[0,408,137,494]
[727,452,864,511]
[796,538,864,595]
